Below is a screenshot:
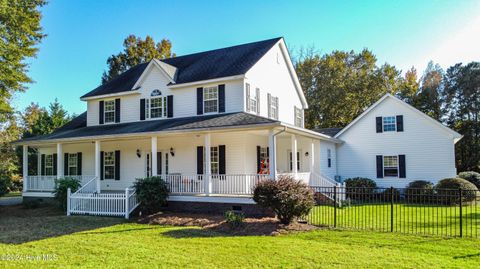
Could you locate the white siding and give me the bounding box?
[245,43,304,125]
[336,97,457,188]
[320,141,337,179]
[86,64,245,126]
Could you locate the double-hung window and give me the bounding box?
[104,151,115,180]
[148,96,167,119]
[383,116,396,132]
[268,94,278,120]
[246,84,259,113]
[68,153,78,175]
[327,149,332,168]
[383,156,399,177]
[203,86,218,113]
[45,155,54,176]
[210,146,219,174]
[104,100,115,123]
[294,107,304,127]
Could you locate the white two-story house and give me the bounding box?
[15,37,461,217]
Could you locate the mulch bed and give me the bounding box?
[138,212,319,236]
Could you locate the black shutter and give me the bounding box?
[64,153,69,176]
[396,115,404,132]
[115,98,121,123]
[219,145,226,175]
[115,150,120,181]
[41,154,45,176]
[53,154,58,176]
[256,146,261,174]
[167,95,173,118]
[399,155,406,178]
[197,146,204,174]
[197,87,203,115]
[157,152,162,175]
[376,117,382,133]
[218,84,225,113]
[77,152,82,176]
[328,159,331,168]
[140,99,146,120]
[376,155,383,178]
[100,151,104,180]
[99,101,104,124]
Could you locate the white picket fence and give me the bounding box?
[25,175,95,192]
[67,183,140,219]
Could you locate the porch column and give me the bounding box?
[268,130,276,179]
[22,145,28,192]
[204,133,211,195]
[151,136,158,176]
[291,134,298,178]
[95,140,101,192]
[57,143,63,177]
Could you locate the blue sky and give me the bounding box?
[13,0,480,115]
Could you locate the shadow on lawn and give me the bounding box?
[0,204,124,244]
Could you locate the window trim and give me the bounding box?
[382,116,396,132]
[268,94,278,120]
[68,153,78,176]
[103,100,116,124]
[383,155,399,177]
[203,86,219,114]
[103,151,115,180]
[147,96,168,119]
[45,154,54,176]
[247,86,258,113]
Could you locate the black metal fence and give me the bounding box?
[306,186,480,238]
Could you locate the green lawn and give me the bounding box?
[308,203,480,237]
[1,205,480,268]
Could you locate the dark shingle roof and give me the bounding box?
[81,37,282,98]
[313,128,343,137]
[81,63,149,98]
[18,112,278,143]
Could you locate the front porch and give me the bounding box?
[20,127,341,217]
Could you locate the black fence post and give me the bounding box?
[390,187,394,233]
[459,188,463,238]
[333,185,337,228]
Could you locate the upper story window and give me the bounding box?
[203,86,218,113]
[294,107,304,128]
[383,155,398,177]
[268,94,278,120]
[383,116,396,132]
[104,100,115,123]
[246,84,259,113]
[147,97,167,119]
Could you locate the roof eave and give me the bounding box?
[168,75,245,89]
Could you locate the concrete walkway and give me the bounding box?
[0,196,23,206]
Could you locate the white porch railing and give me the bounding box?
[67,186,140,219]
[25,176,57,192]
[24,175,95,192]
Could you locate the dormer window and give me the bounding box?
[104,100,115,123]
[203,86,218,113]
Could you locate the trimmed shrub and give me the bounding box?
[405,180,434,202]
[253,175,314,224]
[0,176,8,197]
[458,171,480,189]
[435,178,478,204]
[224,210,245,228]
[344,177,377,201]
[53,177,81,211]
[133,176,169,214]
